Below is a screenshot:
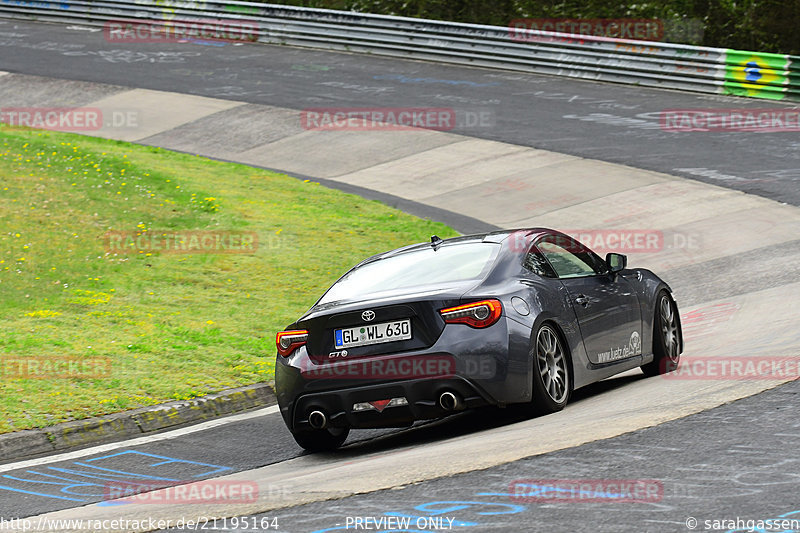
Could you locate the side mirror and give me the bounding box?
[606,252,627,273]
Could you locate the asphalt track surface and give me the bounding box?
[195,379,800,533]
[0,20,799,207]
[0,18,799,532]
[0,405,407,517]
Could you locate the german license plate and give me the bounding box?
[334,319,412,349]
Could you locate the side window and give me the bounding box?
[523,249,557,278]
[535,234,608,278]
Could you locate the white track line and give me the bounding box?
[0,405,280,473]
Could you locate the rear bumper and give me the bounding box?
[290,377,490,430]
[275,318,534,430]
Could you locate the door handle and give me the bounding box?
[575,295,589,306]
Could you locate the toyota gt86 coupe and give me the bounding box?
[275,228,683,451]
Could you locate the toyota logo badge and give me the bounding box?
[361,310,375,321]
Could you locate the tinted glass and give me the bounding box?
[319,242,500,304]
[523,249,557,278]
[536,234,608,278]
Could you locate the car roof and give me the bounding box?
[479,228,553,243]
[357,228,557,265]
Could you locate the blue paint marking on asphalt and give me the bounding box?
[48,464,173,481]
[414,501,525,515]
[0,450,231,502]
[383,512,476,527]
[2,471,116,499]
[83,450,232,477]
[0,483,84,501]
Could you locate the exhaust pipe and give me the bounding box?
[439,391,462,411]
[308,410,327,429]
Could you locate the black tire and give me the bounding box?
[291,427,349,452]
[529,323,571,415]
[641,291,682,377]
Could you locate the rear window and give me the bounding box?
[319,242,499,304]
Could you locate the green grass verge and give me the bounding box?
[0,125,457,433]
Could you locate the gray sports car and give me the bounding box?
[275,228,683,451]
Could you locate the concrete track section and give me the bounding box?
[1,65,798,531]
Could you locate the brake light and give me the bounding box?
[276,330,308,357]
[439,299,502,328]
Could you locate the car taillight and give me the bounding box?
[276,330,308,357]
[439,299,502,328]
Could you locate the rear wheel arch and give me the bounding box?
[527,316,577,386]
[540,319,575,394]
[526,318,574,414]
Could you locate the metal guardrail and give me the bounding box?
[0,0,797,102]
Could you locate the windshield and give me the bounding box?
[319,242,500,304]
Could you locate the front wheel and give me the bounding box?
[291,427,349,452]
[529,323,571,415]
[641,291,682,376]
